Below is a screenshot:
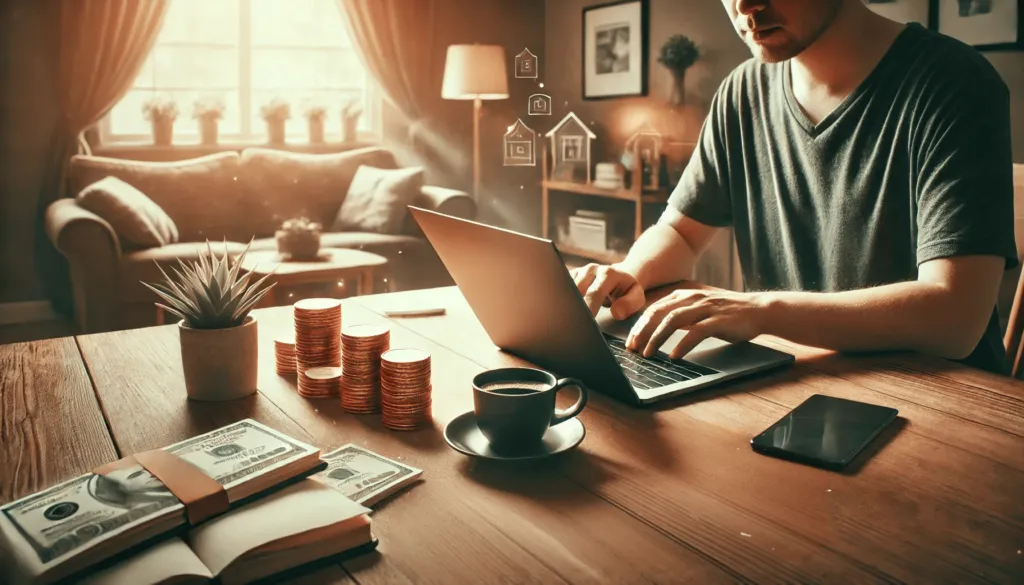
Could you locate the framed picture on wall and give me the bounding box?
[932,0,1023,50]
[582,0,649,100]
[863,0,931,25]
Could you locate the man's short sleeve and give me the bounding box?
[914,67,1017,270]
[666,75,735,227]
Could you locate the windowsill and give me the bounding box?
[91,138,380,161]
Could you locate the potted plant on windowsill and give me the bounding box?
[142,239,276,401]
[340,99,363,143]
[657,34,699,106]
[304,103,327,144]
[276,217,322,260]
[261,97,291,145]
[193,95,225,146]
[142,95,178,146]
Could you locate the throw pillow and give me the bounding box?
[331,165,424,234]
[76,176,179,249]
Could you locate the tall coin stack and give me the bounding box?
[293,298,342,398]
[274,336,296,376]
[340,324,391,414]
[380,348,432,430]
[300,366,343,398]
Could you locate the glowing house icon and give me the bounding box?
[528,93,551,115]
[503,118,536,166]
[514,48,538,78]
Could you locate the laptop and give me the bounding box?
[408,206,794,406]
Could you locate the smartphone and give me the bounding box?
[750,394,899,471]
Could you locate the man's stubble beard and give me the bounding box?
[744,1,843,63]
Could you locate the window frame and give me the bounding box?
[99,0,381,146]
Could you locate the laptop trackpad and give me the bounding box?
[595,307,732,358]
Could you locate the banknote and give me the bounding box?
[1,419,319,568]
[317,444,423,506]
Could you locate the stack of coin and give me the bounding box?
[294,298,342,397]
[299,367,343,399]
[340,324,391,414]
[380,348,432,430]
[274,336,296,375]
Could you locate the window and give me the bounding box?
[104,0,378,143]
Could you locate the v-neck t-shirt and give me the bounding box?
[668,22,1017,374]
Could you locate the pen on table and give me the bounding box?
[383,307,447,317]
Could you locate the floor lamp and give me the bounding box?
[441,44,509,200]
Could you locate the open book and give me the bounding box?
[0,420,327,585]
[77,479,374,585]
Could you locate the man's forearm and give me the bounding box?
[757,280,991,360]
[616,224,700,291]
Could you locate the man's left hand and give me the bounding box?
[626,289,770,359]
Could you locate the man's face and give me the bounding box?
[721,0,844,62]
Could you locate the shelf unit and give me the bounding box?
[541,142,669,264]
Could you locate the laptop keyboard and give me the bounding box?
[605,335,717,390]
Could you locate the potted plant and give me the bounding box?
[657,34,699,106]
[260,97,291,145]
[142,239,276,401]
[303,103,327,144]
[340,99,363,143]
[193,95,225,145]
[142,95,178,146]
[276,217,322,260]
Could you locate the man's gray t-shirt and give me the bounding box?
[669,22,1017,374]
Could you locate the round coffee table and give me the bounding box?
[241,248,388,305]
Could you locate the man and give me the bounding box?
[573,0,1017,374]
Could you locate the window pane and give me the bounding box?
[251,0,349,47]
[152,46,237,90]
[158,0,239,44]
[251,48,362,91]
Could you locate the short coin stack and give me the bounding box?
[294,298,342,398]
[300,366,343,398]
[340,324,391,414]
[380,348,432,430]
[274,336,296,376]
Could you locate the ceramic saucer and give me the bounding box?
[443,411,585,461]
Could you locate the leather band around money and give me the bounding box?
[93,449,229,525]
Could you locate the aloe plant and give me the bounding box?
[142,239,276,329]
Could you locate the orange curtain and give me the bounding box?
[36,0,169,315]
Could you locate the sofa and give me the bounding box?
[45,146,476,333]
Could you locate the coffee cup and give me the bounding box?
[472,367,588,451]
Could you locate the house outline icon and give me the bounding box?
[528,93,551,115]
[503,118,536,166]
[514,48,538,79]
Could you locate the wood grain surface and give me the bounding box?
[0,338,117,505]
[353,286,1024,583]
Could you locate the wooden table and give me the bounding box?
[242,248,388,299]
[3,285,1023,584]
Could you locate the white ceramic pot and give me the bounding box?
[178,316,259,401]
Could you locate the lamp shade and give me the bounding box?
[441,44,509,100]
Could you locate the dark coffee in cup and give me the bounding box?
[472,367,588,451]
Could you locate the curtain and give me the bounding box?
[336,0,440,149]
[35,0,169,316]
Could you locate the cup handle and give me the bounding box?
[550,378,588,426]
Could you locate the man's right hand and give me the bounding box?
[571,263,646,319]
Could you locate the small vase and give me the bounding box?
[669,70,687,106]
[178,316,258,401]
[267,119,286,145]
[342,118,359,143]
[308,118,325,144]
[276,230,321,260]
[199,117,218,145]
[152,119,173,146]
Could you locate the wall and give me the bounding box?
[545,0,1024,291]
[0,0,59,303]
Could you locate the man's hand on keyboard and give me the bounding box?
[571,263,645,319]
[626,289,768,359]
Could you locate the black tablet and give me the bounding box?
[750,394,899,470]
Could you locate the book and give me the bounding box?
[76,479,375,585]
[0,419,325,585]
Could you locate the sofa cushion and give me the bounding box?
[239,146,399,237]
[76,176,179,249]
[121,241,250,304]
[332,165,424,234]
[68,152,248,243]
